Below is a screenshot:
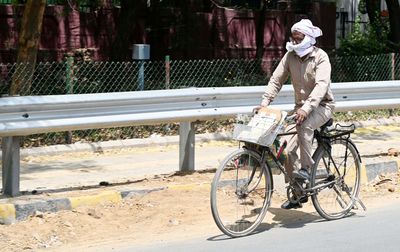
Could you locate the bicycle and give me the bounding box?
[210,108,366,237]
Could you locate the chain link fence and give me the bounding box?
[0,58,272,95]
[331,53,400,82]
[0,53,399,147]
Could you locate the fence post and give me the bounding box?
[66,56,74,93]
[179,122,195,172]
[391,53,395,81]
[65,56,74,144]
[132,44,150,91]
[138,61,145,90]
[2,136,20,196]
[388,53,395,117]
[165,55,170,89]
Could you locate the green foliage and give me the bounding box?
[358,0,367,15]
[337,16,390,56]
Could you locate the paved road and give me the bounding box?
[117,198,400,252]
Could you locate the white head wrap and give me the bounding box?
[286,19,322,57]
[291,19,322,44]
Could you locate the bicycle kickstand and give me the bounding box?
[352,196,367,211]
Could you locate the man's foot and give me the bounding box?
[281,196,308,210]
[293,168,310,181]
[281,200,302,209]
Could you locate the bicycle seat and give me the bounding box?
[319,118,333,132]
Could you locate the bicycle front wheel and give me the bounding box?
[210,148,272,237]
[311,138,361,220]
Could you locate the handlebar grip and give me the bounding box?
[285,114,296,123]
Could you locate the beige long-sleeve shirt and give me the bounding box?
[261,47,335,115]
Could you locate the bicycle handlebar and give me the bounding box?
[285,114,297,124]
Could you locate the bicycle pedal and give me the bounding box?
[326,174,335,182]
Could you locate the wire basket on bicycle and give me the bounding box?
[232,107,287,147]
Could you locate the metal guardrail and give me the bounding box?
[1,80,400,136]
[1,80,400,196]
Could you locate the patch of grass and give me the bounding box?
[333,109,400,122]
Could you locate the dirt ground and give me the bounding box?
[0,170,399,252]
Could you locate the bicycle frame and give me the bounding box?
[245,123,360,197]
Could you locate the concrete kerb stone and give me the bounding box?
[364,161,400,182]
[0,188,165,225]
[120,187,165,198]
[0,184,206,225]
[0,204,16,225]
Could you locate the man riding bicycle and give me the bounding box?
[255,19,335,209]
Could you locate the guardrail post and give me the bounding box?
[179,122,195,172]
[2,136,20,196]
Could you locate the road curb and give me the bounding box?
[168,183,211,191]
[363,160,400,182]
[0,187,165,225]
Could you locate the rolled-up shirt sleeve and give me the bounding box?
[301,53,331,115]
[261,52,290,106]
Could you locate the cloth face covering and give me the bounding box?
[286,35,314,58]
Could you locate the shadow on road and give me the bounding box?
[207,207,322,241]
[268,207,321,228]
[206,222,277,242]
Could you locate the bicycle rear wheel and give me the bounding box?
[310,138,361,220]
[210,148,272,237]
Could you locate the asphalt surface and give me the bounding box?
[127,197,400,252]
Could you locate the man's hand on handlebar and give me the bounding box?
[254,100,269,114]
[253,106,307,125]
[252,105,263,114]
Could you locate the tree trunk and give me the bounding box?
[111,0,139,60]
[255,1,267,61]
[179,0,191,59]
[365,0,381,35]
[10,0,46,96]
[385,0,400,45]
